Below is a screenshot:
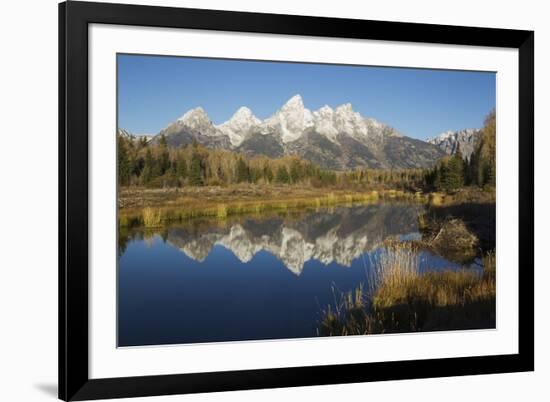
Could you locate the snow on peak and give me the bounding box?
[310,103,388,143]
[262,94,314,143]
[117,128,132,138]
[312,105,338,142]
[166,96,395,146]
[427,128,481,158]
[217,106,261,146]
[178,106,208,122]
[317,105,333,114]
[118,128,153,143]
[428,130,454,142]
[228,106,261,129]
[365,118,384,130]
[282,94,304,109]
[332,103,368,139]
[175,107,219,136]
[428,128,478,144]
[335,103,353,113]
[233,106,256,119]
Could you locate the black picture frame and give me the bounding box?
[59,1,534,400]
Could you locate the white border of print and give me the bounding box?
[89,23,518,379]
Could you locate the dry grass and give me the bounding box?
[319,245,496,336]
[319,284,369,337]
[444,187,496,204]
[482,250,496,280]
[429,192,444,206]
[142,207,163,227]
[118,186,422,228]
[216,204,228,219]
[369,243,420,297]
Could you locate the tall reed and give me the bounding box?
[368,243,420,300]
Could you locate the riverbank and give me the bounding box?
[118,184,495,228]
[119,185,425,227]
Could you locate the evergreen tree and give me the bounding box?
[483,160,495,187]
[463,153,472,185]
[236,158,250,182]
[289,160,302,184]
[444,153,464,191]
[189,153,204,186]
[429,161,441,191]
[276,165,290,183]
[176,155,187,179]
[250,167,262,183]
[141,148,154,184]
[158,135,170,175]
[469,109,496,188]
[263,164,274,183]
[132,156,145,179]
[117,136,131,186]
[469,148,483,186]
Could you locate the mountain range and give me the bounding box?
[120,95,482,170]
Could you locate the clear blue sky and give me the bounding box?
[118,54,495,140]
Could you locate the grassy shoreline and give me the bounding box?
[118,184,495,228]
[319,245,496,336]
[119,185,422,228]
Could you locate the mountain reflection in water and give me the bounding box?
[118,203,469,346]
[122,204,423,274]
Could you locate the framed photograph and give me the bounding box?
[59,1,534,400]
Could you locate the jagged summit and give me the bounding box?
[217,106,261,146]
[175,107,219,136]
[312,105,338,141]
[333,103,369,140]
[261,94,314,143]
[232,106,256,119]
[428,128,480,158]
[177,106,208,123]
[284,94,305,107]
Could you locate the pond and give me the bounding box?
[117,203,479,347]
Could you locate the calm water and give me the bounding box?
[118,203,477,347]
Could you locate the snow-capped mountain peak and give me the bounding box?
[335,102,353,113]
[217,106,261,146]
[177,106,208,123]
[312,105,338,142]
[261,94,314,143]
[282,93,304,109]
[176,107,219,136]
[332,103,368,139]
[427,128,480,158]
[316,105,334,114]
[232,106,258,121]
